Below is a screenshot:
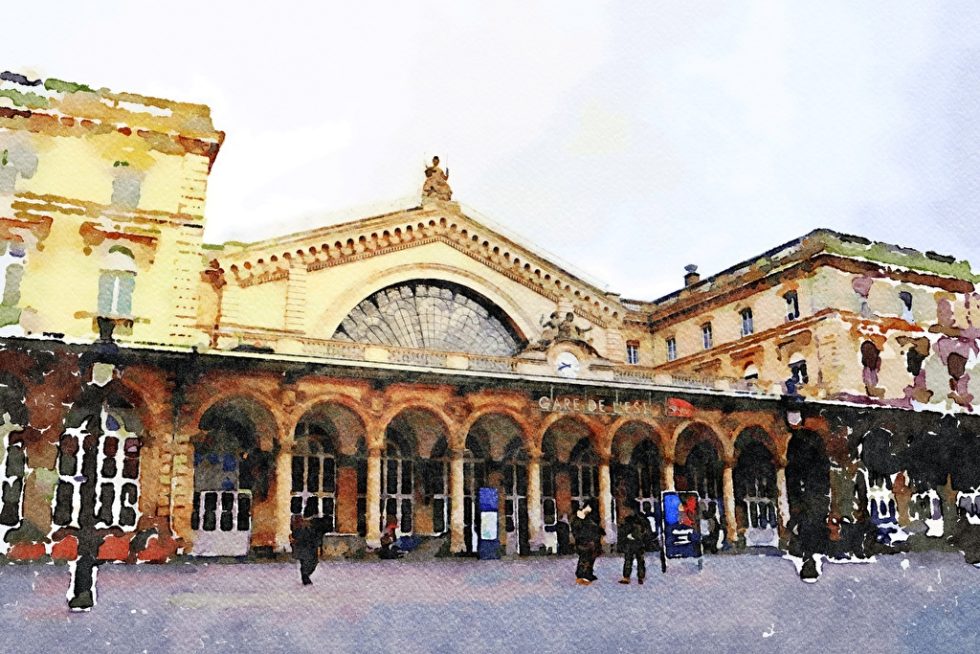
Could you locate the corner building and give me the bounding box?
[1,73,979,563]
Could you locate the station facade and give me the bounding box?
[1,73,979,563]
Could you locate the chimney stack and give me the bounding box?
[684,264,700,287]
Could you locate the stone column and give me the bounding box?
[365,446,382,548]
[722,460,737,546]
[598,457,614,546]
[526,454,544,551]
[661,455,675,491]
[450,449,466,553]
[274,447,294,552]
[776,464,790,528]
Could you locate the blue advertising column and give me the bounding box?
[477,487,500,560]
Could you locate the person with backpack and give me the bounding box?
[618,505,651,585]
[571,504,604,585]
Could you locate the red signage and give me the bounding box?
[666,397,695,418]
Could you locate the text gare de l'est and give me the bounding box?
[538,395,660,417]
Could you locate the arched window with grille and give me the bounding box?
[569,438,599,515]
[53,404,141,530]
[291,419,337,532]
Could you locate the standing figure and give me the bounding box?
[571,504,605,585]
[618,506,650,585]
[291,515,328,585]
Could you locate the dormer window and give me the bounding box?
[740,308,754,337]
[701,323,713,350]
[784,291,800,321]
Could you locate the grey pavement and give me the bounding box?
[1,551,979,654]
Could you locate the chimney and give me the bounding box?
[684,264,700,287]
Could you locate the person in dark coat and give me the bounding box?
[571,504,604,585]
[618,506,650,585]
[291,515,329,585]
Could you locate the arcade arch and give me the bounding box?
[191,397,277,556]
[734,427,779,548]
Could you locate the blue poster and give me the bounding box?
[661,491,703,559]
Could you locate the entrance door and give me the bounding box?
[744,496,778,547]
[462,458,486,553]
[192,452,252,556]
[381,444,413,537]
[503,459,528,554]
[910,490,943,537]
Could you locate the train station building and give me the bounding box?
[1,73,980,563]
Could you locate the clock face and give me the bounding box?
[555,351,580,378]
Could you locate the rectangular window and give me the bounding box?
[785,291,800,321]
[666,337,677,362]
[740,308,754,337]
[899,291,914,322]
[0,241,25,308]
[626,340,639,365]
[701,323,713,350]
[98,271,136,318]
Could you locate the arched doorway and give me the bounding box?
[858,426,907,542]
[193,399,275,556]
[53,395,143,534]
[734,428,778,548]
[502,437,529,555]
[611,422,663,537]
[540,418,594,555]
[675,423,725,552]
[539,431,559,553]
[368,408,444,540]
[0,374,28,541]
[465,413,526,554]
[786,429,831,554]
[569,438,599,516]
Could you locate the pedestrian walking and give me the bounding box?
[290,515,329,585]
[571,504,604,585]
[618,506,650,585]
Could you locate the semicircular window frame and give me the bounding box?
[331,280,527,356]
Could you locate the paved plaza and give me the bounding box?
[1,551,979,653]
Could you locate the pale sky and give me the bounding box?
[9,2,980,299]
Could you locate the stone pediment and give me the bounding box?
[212,199,625,329]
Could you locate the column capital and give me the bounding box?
[368,446,383,458]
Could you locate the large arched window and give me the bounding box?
[332,280,525,355]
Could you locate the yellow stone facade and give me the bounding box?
[3,74,980,564]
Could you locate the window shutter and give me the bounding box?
[2,263,23,306]
[98,272,115,315]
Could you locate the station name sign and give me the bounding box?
[537,394,695,418]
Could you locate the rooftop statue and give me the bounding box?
[422,155,452,201]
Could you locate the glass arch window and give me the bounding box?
[332,280,525,356]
